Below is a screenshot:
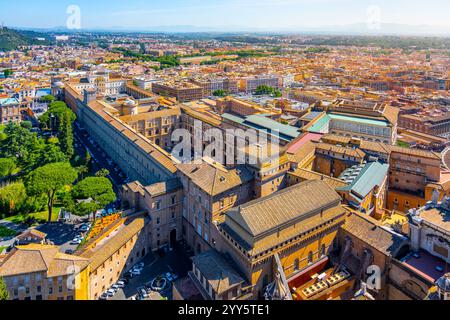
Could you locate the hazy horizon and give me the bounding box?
[1,0,450,35]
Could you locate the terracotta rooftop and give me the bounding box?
[0,244,89,278]
[225,180,342,238]
[192,250,244,295]
[176,160,253,197]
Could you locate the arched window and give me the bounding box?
[308,251,314,264]
[294,258,300,271]
[321,244,327,257]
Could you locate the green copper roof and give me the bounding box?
[222,113,301,142]
[307,114,331,133]
[329,114,389,127]
[338,162,389,200]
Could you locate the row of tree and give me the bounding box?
[0,97,116,222]
[255,85,282,97]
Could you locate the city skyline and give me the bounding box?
[2,0,450,34]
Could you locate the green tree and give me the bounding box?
[58,110,74,159]
[39,101,76,132]
[0,182,27,216]
[25,162,77,222]
[255,85,275,95]
[0,123,44,171]
[20,121,33,130]
[95,169,110,178]
[41,143,67,165]
[213,89,228,97]
[77,165,89,180]
[41,94,55,104]
[0,277,8,300]
[4,69,13,78]
[85,150,92,167]
[71,177,116,218]
[0,158,16,178]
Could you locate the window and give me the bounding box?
[294,258,300,271]
[321,244,326,257]
[308,251,314,264]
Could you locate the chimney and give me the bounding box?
[83,89,97,105]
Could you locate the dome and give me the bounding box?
[436,273,450,292]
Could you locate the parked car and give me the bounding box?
[79,224,91,232]
[130,269,141,276]
[134,262,145,270]
[165,273,174,282]
[70,239,82,245]
[119,278,129,284]
[116,281,126,288]
[99,293,108,300]
[165,273,178,282]
[107,289,116,297]
[138,288,149,298]
[65,249,74,255]
[111,284,120,291]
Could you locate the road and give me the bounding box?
[111,246,192,300]
[73,122,128,190]
[0,220,28,250]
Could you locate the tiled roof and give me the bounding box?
[176,160,253,197]
[145,178,182,197]
[342,211,408,257]
[0,245,89,278]
[225,180,342,237]
[80,217,147,271]
[288,168,348,190]
[88,100,178,173]
[315,142,366,159]
[192,250,244,295]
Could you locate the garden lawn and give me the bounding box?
[4,206,61,224]
[0,225,17,237]
[397,141,410,148]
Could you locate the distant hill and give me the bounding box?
[0,27,51,51]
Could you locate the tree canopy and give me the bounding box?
[39,101,76,131]
[0,277,8,300]
[0,123,67,174]
[255,85,282,97]
[0,158,16,178]
[25,162,78,222]
[68,176,116,217]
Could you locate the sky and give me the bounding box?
[1,0,450,31]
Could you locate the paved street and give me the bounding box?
[111,245,192,300]
[74,122,127,189]
[0,220,27,250]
